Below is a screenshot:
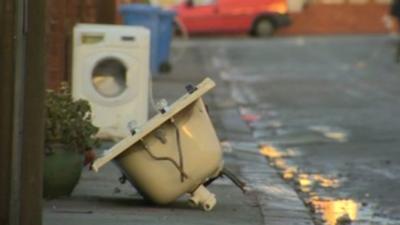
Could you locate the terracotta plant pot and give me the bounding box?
[84,149,96,167]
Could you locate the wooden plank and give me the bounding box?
[19,0,47,224]
[0,0,46,224]
[0,1,17,224]
[92,77,215,171]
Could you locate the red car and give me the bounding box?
[174,0,291,37]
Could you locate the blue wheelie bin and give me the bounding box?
[120,4,160,75]
[120,4,176,75]
[157,10,176,73]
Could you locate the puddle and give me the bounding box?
[241,113,261,123]
[259,131,332,145]
[298,174,314,193]
[259,145,300,181]
[311,198,358,225]
[308,125,349,143]
[309,197,400,225]
[295,173,340,193]
[231,84,258,105]
[249,120,283,130]
[219,70,269,83]
[301,174,338,187]
[258,145,400,225]
[282,167,297,180]
[313,175,340,188]
[259,145,338,190]
[253,129,288,139]
[220,141,261,154]
[250,108,396,225]
[259,144,343,197]
[255,125,349,144]
[259,145,300,159]
[259,145,283,158]
[239,107,261,123]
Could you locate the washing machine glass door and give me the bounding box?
[92,58,127,98]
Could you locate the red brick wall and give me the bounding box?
[278,3,394,36]
[45,0,146,88]
[46,0,97,89]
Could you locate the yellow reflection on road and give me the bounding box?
[311,199,358,225]
[282,167,296,180]
[258,145,354,225]
[298,173,313,192]
[313,174,340,188]
[298,174,311,183]
[259,145,340,190]
[323,131,348,142]
[259,145,282,158]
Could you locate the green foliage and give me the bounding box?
[45,83,99,153]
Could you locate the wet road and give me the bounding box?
[186,36,400,224]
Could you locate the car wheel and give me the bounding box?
[253,18,275,37]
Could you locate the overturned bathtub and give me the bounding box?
[92,78,233,211]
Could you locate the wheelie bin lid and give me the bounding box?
[92,78,216,172]
[119,4,161,14]
[159,9,176,16]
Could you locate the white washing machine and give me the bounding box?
[72,24,150,140]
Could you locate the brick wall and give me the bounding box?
[46,0,154,89]
[278,2,394,36]
[46,0,97,89]
[311,0,391,3]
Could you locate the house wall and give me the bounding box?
[279,1,394,36]
[46,0,97,89]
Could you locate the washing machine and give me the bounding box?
[72,24,150,140]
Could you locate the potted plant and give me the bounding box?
[43,82,99,199]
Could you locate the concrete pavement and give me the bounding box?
[43,38,314,225]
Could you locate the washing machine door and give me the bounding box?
[92,58,127,98]
[83,51,140,106]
